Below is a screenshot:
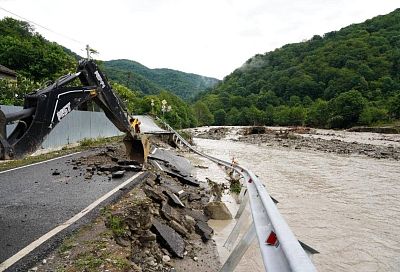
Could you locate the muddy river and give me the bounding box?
[188,134,400,271]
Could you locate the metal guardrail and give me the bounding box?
[156,117,317,272]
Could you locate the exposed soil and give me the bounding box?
[237,128,400,160]
[191,126,400,160]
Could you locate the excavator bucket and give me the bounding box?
[123,134,150,165]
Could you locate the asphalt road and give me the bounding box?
[0,149,144,271]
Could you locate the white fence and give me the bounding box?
[0,105,123,150]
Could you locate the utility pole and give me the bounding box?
[86,44,91,60]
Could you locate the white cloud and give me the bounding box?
[0,0,398,79]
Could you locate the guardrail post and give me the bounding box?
[224,204,250,251]
[235,189,249,219]
[220,222,257,272]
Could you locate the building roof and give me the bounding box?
[0,64,17,77]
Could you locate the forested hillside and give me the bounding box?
[103,59,219,100]
[195,8,400,128]
[0,17,197,128]
[0,17,77,105]
[0,18,76,81]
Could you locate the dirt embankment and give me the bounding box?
[32,142,221,272]
[191,126,400,160]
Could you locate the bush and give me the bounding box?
[359,106,388,125]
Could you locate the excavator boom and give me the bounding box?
[0,60,148,163]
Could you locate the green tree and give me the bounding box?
[213,109,227,125]
[289,106,307,125]
[0,18,76,81]
[328,90,366,128]
[273,106,291,126]
[0,76,41,105]
[388,93,400,118]
[193,101,214,126]
[359,106,388,124]
[227,107,240,125]
[306,99,329,127]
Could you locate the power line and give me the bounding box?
[0,6,86,47]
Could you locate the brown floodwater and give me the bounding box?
[188,135,400,272]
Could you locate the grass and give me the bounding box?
[177,129,193,143]
[0,135,123,172]
[370,119,400,127]
[230,179,242,194]
[58,237,76,254]
[75,252,104,271]
[79,138,97,147]
[105,213,126,237]
[111,256,131,270]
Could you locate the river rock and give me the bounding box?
[204,201,232,220]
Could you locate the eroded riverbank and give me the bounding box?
[186,127,400,271]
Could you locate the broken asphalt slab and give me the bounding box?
[152,219,185,258]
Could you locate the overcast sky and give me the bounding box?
[0,0,398,79]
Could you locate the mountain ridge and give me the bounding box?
[103,59,219,100]
[194,8,400,128]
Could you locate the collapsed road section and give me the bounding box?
[0,145,146,272]
[1,138,223,272]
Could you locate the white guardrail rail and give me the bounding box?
[156,117,317,272]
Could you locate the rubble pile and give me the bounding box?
[101,153,219,271]
[67,146,142,180]
[239,132,400,160]
[195,127,229,140]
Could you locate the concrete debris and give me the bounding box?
[161,203,180,222]
[161,183,185,197]
[164,191,185,207]
[138,229,157,244]
[117,159,141,166]
[188,193,202,202]
[162,168,200,187]
[52,142,218,271]
[111,170,125,178]
[143,186,167,203]
[169,220,189,237]
[182,215,196,232]
[125,200,154,232]
[184,208,208,222]
[119,165,141,172]
[195,221,213,241]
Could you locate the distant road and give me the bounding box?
[0,150,144,271]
